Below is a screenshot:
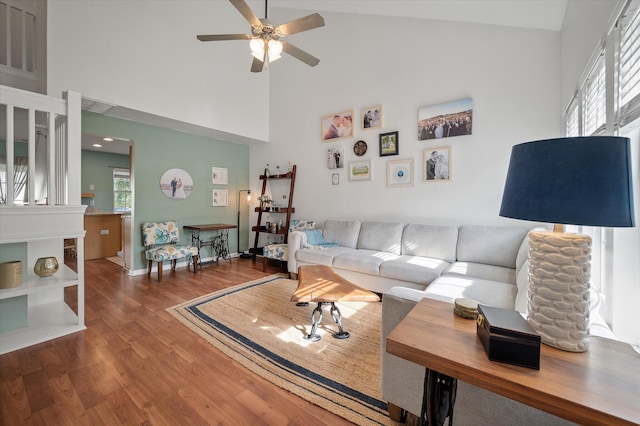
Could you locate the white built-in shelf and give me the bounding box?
[0,205,86,355]
[0,264,78,300]
[0,301,85,355]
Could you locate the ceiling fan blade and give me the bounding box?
[197,34,251,42]
[276,13,325,36]
[229,0,261,28]
[250,56,264,73]
[281,41,320,67]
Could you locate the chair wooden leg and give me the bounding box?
[147,260,152,276]
[172,259,177,270]
[387,402,404,422]
[157,261,163,282]
[191,255,199,273]
[263,257,268,272]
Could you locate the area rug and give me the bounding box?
[167,274,393,425]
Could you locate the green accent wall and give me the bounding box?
[0,296,27,333]
[81,112,250,271]
[81,150,130,213]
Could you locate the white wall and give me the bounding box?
[250,10,563,231]
[559,0,620,107]
[47,0,270,141]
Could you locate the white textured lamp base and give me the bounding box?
[528,231,591,352]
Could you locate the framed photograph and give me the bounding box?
[424,147,451,182]
[418,98,473,140]
[160,168,193,200]
[379,131,399,156]
[361,104,382,130]
[387,158,414,187]
[321,110,354,142]
[212,189,228,206]
[332,173,340,185]
[327,146,344,169]
[212,167,228,185]
[349,160,372,181]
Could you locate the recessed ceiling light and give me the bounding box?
[93,143,103,148]
[103,137,113,142]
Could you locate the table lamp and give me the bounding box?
[500,136,635,352]
[237,189,252,258]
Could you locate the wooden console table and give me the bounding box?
[183,224,237,269]
[386,298,640,425]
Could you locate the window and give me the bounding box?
[563,0,640,345]
[0,156,28,205]
[619,4,640,126]
[113,168,131,212]
[583,54,606,136]
[565,97,580,137]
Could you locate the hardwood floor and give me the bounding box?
[0,258,355,425]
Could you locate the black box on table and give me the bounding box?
[476,304,541,370]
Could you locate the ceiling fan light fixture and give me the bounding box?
[197,0,324,72]
[249,38,263,55]
[268,39,283,56]
[249,38,282,62]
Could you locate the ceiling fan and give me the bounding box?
[197,0,325,73]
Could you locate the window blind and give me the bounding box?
[566,98,580,137]
[583,54,606,136]
[619,4,640,125]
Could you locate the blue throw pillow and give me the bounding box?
[302,229,338,247]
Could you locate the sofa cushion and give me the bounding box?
[456,225,530,268]
[401,224,458,262]
[321,220,361,248]
[295,246,354,266]
[357,222,404,255]
[424,275,517,310]
[332,249,394,275]
[379,255,450,285]
[444,262,517,285]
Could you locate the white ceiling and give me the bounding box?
[270,0,568,32]
[82,0,568,155]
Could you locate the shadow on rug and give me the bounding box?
[167,274,397,425]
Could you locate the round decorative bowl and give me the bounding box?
[34,257,59,277]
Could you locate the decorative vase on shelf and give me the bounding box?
[34,257,59,277]
[0,260,23,288]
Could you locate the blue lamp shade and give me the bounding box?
[500,136,635,227]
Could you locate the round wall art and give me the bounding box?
[160,168,193,200]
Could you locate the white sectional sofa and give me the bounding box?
[287,219,612,424]
[287,219,530,297]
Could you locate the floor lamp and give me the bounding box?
[500,136,635,352]
[237,189,252,258]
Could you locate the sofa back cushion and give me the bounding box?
[401,224,458,261]
[456,225,530,268]
[357,222,405,254]
[321,220,361,248]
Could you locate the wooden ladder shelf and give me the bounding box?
[251,165,297,259]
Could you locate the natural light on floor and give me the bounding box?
[270,300,370,348]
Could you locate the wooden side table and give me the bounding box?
[386,298,640,425]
